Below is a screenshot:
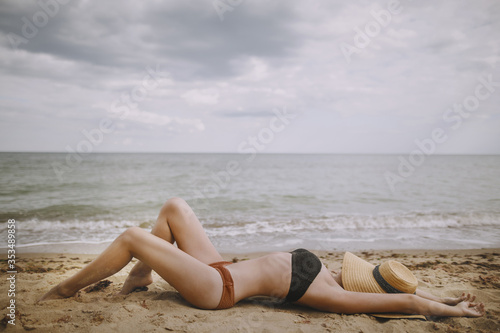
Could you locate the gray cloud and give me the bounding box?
[219,110,276,118]
[1,1,301,80]
[0,0,499,153]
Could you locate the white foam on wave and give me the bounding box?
[204,211,500,237]
[1,211,498,253]
[13,219,139,232]
[12,239,116,248]
[0,219,150,248]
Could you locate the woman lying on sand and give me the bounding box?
[40,198,485,318]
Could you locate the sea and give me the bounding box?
[1,153,499,254]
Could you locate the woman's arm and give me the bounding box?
[416,288,444,303]
[325,290,484,317]
[416,288,471,306]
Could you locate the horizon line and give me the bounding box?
[1,151,499,156]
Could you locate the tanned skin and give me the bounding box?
[39,198,485,317]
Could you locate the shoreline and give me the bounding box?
[1,248,499,332]
[4,240,500,256]
[4,246,500,257]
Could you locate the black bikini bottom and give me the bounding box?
[285,248,322,302]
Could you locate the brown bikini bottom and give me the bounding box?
[209,261,235,309]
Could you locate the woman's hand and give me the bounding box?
[443,292,469,306]
[454,294,485,317]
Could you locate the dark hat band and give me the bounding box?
[372,265,406,294]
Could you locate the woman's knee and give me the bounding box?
[119,226,146,246]
[161,197,191,215]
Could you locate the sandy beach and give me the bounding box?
[1,248,499,333]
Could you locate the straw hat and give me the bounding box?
[342,252,426,320]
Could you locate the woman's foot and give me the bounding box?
[118,273,153,295]
[38,284,75,302]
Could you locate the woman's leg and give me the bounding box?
[39,227,223,309]
[120,197,223,294]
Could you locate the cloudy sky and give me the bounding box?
[0,0,499,154]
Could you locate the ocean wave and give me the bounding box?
[203,211,500,237]
[1,211,498,249]
[0,204,113,221]
[0,219,144,247]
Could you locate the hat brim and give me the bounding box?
[371,313,426,320]
[342,252,426,321]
